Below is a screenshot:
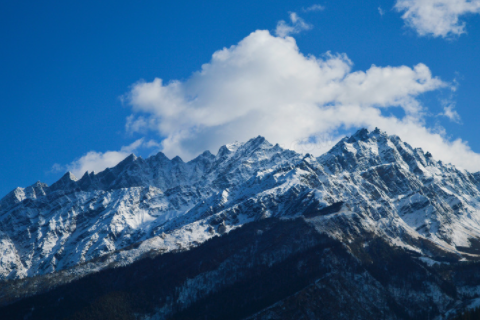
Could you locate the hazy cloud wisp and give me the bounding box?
[303,4,325,12]
[440,104,462,123]
[275,13,312,37]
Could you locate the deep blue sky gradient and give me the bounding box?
[1,0,479,196]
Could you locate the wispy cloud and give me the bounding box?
[275,12,312,37]
[378,6,385,16]
[302,4,325,12]
[395,0,480,38]
[439,104,462,123]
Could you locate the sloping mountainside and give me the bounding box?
[1,128,480,319]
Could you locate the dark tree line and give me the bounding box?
[451,307,480,320]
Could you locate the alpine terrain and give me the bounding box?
[2,128,480,319]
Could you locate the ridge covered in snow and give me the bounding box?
[1,128,480,284]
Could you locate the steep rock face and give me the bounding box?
[473,172,480,188]
[1,128,480,287]
[317,128,480,250]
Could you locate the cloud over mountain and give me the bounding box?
[56,139,159,177]
[123,30,480,172]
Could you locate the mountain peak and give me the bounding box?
[190,150,215,164]
[347,127,390,144]
[217,142,242,158]
[49,171,77,192]
[329,127,390,153]
[241,135,272,151]
[109,153,138,173]
[318,127,431,174]
[172,155,184,163]
[122,153,137,163]
[201,150,214,157]
[348,128,370,142]
[31,181,48,187]
[62,171,77,182]
[150,151,171,165]
[251,135,266,142]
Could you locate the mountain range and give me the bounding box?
[2,128,480,319]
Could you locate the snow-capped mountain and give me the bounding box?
[0,135,300,280]
[2,128,480,319]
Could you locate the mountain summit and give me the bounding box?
[1,128,480,319]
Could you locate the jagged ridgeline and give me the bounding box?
[1,128,480,319]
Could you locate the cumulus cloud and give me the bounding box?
[303,4,325,12]
[395,0,480,37]
[124,30,480,172]
[275,13,312,37]
[53,138,160,178]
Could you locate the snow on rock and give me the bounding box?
[1,128,480,281]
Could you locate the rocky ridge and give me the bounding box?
[2,128,480,319]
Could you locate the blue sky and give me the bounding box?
[1,0,480,197]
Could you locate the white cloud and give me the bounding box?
[275,13,312,37]
[145,139,161,148]
[440,104,462,123]
[378,7,385,16]
[125,30,480,172]
[303,4,325,12]
[55,138,160,178]
[395,0,480,37]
